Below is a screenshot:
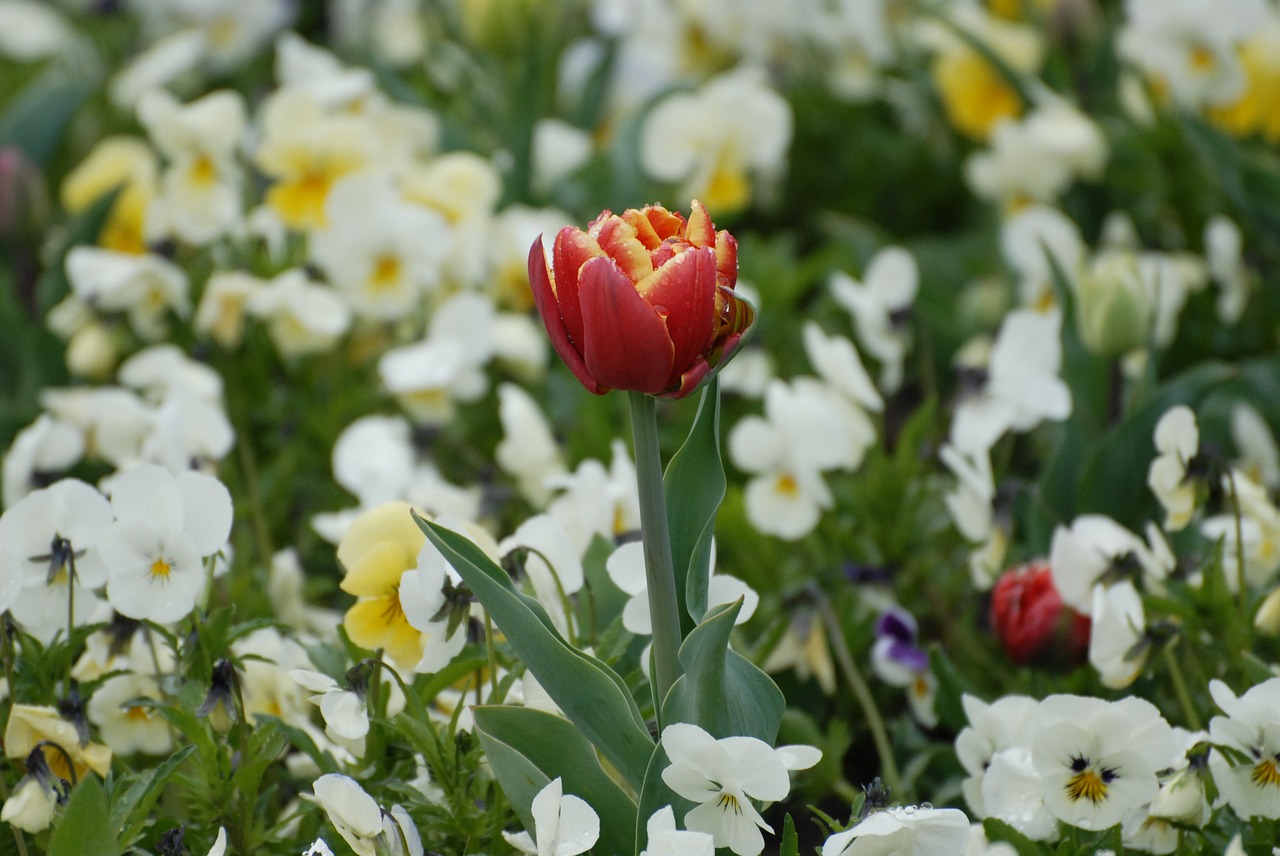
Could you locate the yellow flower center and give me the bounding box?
[1251,757,1280,788]
[1066,766,1111,804]
[716,792,744,816]
[1189,44,1216,72]
[188,154,218,188]
[150,558,172,579]
[125,705,152,722]
[369,255,403,291]
[776,474,800,497]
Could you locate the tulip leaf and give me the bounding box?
[0,67,94,167]
[661,600,784,743]
[414,512,654,791]
[474,706,637,856]
[664,380,724,630]
[49,775,118,856]
[634,736,690,856]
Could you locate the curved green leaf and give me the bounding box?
[664,380,724,629]
[474,706,637,856]
[414,513,654,791]
[661,600,785,743]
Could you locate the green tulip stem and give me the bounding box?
[628,391,684,724]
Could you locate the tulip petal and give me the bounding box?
[592,215,653,283]
[637,247,717,387]
[625,205,685,248]
[578,256,675,394]
[529,238,605,395]
[686,200,715,248]
[714,230,738,291]
[552,226,601,350]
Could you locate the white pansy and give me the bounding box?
[2,414,84,508]
[86,672,171,755]
[310,172,449,320]
[1048,515,1169,614]
[1147,405,1199,530]
[108,29,207,112]
[950,308,1071,454]
[822,805,970,856]
[0,1,76,62]
[965,100,1107,205]
[332,415,417,508]
[1088,581,1147,689]
[802,324,883,413]
[137,89,246,244]
[1232,402,1280,491]
[495,383,566,507]
[313,774,385,856]
[660,722,795,856]
[1207,677,1280,819]
[532,119,593,193]
[99,465,233,623]
[245,268,351,359]
[1201,469,1280,592]
[1117,0,1268,108]
[377,292,499,425]
[545,440,641,553]
[65,247,190,341]
[401,517,494,674]
[607,540,758,636]
[499,514,584,638]
[1032,695,1175,831]
[503,777,600,856]
[289,669,368,745]
[829,246,919,394]
[640,66,791,213]
[640,805,715,856]
[999,205,1084,309]
[0,479,112,642]
[1205,215,1251,324]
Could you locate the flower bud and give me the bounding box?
[990,560,1091,668]
[0,146,49,244]
[1074,250,1151,357]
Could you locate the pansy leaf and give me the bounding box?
[414,512,654,791]
[661,599,784,743]
[49,775,117,856]
[111,744,197,848]
[474,705,637,856]
[981,817,1045,856]
[664,379,725,630]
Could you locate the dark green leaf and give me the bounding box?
[474,706,637,856]
[414,512,654,791]
[0,68,93,166]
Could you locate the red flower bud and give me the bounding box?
[990,560,1090,668]
[528,200,755,399]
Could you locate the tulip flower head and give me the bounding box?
[529,200,754,399]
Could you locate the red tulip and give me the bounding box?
[990,560,1091,668]
[528,200,754,398]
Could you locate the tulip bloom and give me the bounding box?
[990,561,1090,668]
[529,200,753,398]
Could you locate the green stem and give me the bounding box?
[627,392,684,723]
[1163,645,1201,732]
[812,588,904,800]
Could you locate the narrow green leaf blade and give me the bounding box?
[474,706,638,856]
[661,600,784,743]
[664,380,725,627]
[414,513,654,791]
